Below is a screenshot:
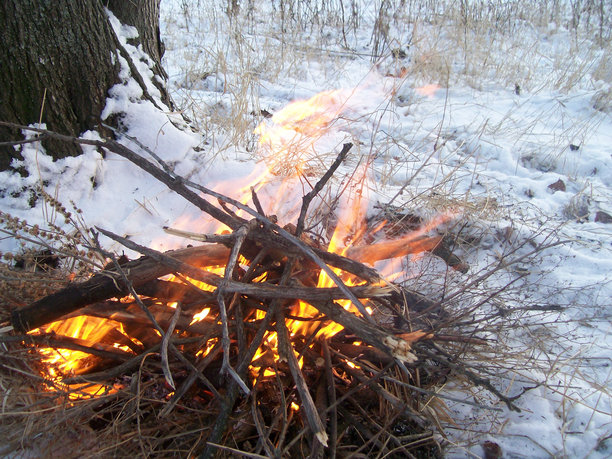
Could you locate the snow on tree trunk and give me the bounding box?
[0,0,169,171]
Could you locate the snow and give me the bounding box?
[1,1,611,457]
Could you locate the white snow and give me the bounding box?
[1,1,611,457]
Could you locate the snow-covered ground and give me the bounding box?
[1,1,611,457]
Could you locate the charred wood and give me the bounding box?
[11,244,229,332]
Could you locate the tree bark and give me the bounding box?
[0,0,169,171]
[106,0,172,105]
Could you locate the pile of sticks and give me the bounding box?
[2,125,513,457]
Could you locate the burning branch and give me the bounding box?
[10,243,229,332]
[1,121,508,457]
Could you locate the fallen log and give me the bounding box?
[11,244,229,332]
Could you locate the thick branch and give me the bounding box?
[11,243,229,332]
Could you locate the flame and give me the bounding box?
[30,315,135,398]
[286,164,372,341]
[190,307,211,325]
[254,89,352,177]
[33,85,456,393]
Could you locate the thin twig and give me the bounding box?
[95,227,222,287]
[295,143,352,236]
[250,186,266,216]
[161,303,181,389]
[420,342,521,412]
[62,336,202,383]
[379,375,502,412]
[0,121,239,229]
[322,340,337,459]
[276,306,328,446]
[218,223,251,392]
[163,226,235,244]
[251,388,277,458]
[0,134,48,146]
[2,333,133,362]
[158,340,223,418]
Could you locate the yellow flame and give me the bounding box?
[255,89,351,177]
[190,307,211,326]
[31,315,134,398]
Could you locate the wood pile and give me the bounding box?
[0,128,518,458]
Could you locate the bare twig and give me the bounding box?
[218,223,252,394]
[163,226,235,244]
[322,340,337,459]
[295,143,352,236]
[276,306,328,446]
[250,186,266,216]
[161,303,181,389]
[1,333,133,362]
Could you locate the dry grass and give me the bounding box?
[0,185,574,457]
[162,0,612,158]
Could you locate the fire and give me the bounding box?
[254,89,352,177]
[31,315,135,398]
[286,163,372,341]
[190,307,210,325]
[30,84,455,397]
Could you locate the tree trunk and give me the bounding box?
[106,0,172,104]
[0,0,169,172]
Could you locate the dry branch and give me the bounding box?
[0,122,518,458]
[308,299,418,363]
[345,235,442,262]
[11,243,229,332]
[0,333,133,362]
[276,307,328,446]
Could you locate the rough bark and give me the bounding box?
[0,0,169,171]
[106,0,168,84]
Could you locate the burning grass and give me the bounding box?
[0,218,453,456]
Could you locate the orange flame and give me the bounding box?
[31,315,135,398]
[34,85,456,392]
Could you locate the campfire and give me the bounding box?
[0,90,508,458]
